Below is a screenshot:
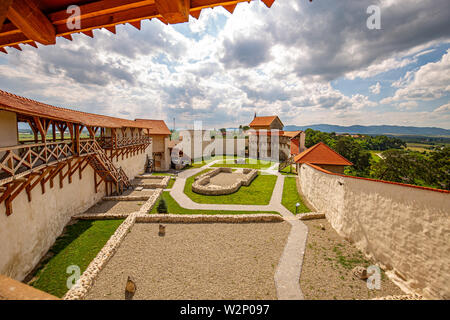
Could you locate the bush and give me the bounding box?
[157,198,168,214]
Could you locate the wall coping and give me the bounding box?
[303,163,450,194]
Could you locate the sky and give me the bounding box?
[1,0,449,129]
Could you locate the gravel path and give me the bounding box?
[84,200,144,215]
[86,222,291,300]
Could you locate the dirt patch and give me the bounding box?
[85,222,291,300]
[300,219,404,300]
[84,201,144,215]
[209,172,245,187]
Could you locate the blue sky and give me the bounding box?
[0,0,449,129]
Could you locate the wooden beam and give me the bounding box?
[0,0,13,31]
[7,0,56,45]
[155,0,190,24]
[49,0,153,25]
[33,116,46,142]
[55,5,158,35]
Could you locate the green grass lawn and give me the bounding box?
[151,172,174,176]
[166,178,175,189]
[368,150,382,163]
[279,164,297,175]
[184,169,277,205]
[211,158,275,169]
[281,177,310,214]
[150,191,279,215]
[29,219,124,298]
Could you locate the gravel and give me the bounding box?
[85,222,291,300]
[121,189,157,197]
[84,200,144,215]
[300,219,405,300]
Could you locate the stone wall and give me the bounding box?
[297,163,450,299]
[0,147,149,281]
[192,168,258,195]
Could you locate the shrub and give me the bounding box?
[157,198,168,214]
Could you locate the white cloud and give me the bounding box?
[434,103,450,113]
[397,101,418,110]
[382,50,450,103]
[0,0,449,129]
[369,82,381,94]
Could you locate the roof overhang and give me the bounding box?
[0,0,276,53]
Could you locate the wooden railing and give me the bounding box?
[278,154,296,172]
[0,139,128,186]
[0,140,76,185]
[97,136,151,149]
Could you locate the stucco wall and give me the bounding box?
[148,135,170,171]
[0,110,18,148]
[0,149,148,281]
[297,164,450,299]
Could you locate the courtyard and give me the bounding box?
[20,158,409,300]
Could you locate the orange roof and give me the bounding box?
[0,89,151,129]
[134,119,171,135]
[249,116,281,127]
[0,0,276,53]
[282,131,302,138]
[294,142,353,166]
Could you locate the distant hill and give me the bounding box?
[284,124,450,136]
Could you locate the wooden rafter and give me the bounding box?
[7,0,56,45]
[0,0,13,31]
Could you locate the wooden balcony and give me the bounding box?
[97,136,152,149]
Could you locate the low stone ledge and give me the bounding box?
[138,189,162,214]
[192,168,258,196]
[298,212,325,220]
[75,213,134,220]
[102,195,150,201]
[137,213,284,223]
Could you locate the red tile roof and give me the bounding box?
[294,142,353,166]
[249,116,281,127]
[134,119,171,135]
[0,89,151,129]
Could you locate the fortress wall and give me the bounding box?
[298,163,450,299]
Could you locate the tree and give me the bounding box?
[428,146,450,190]
[371,149,430,186]
[157,198,168,214]
[335,137,371,175]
